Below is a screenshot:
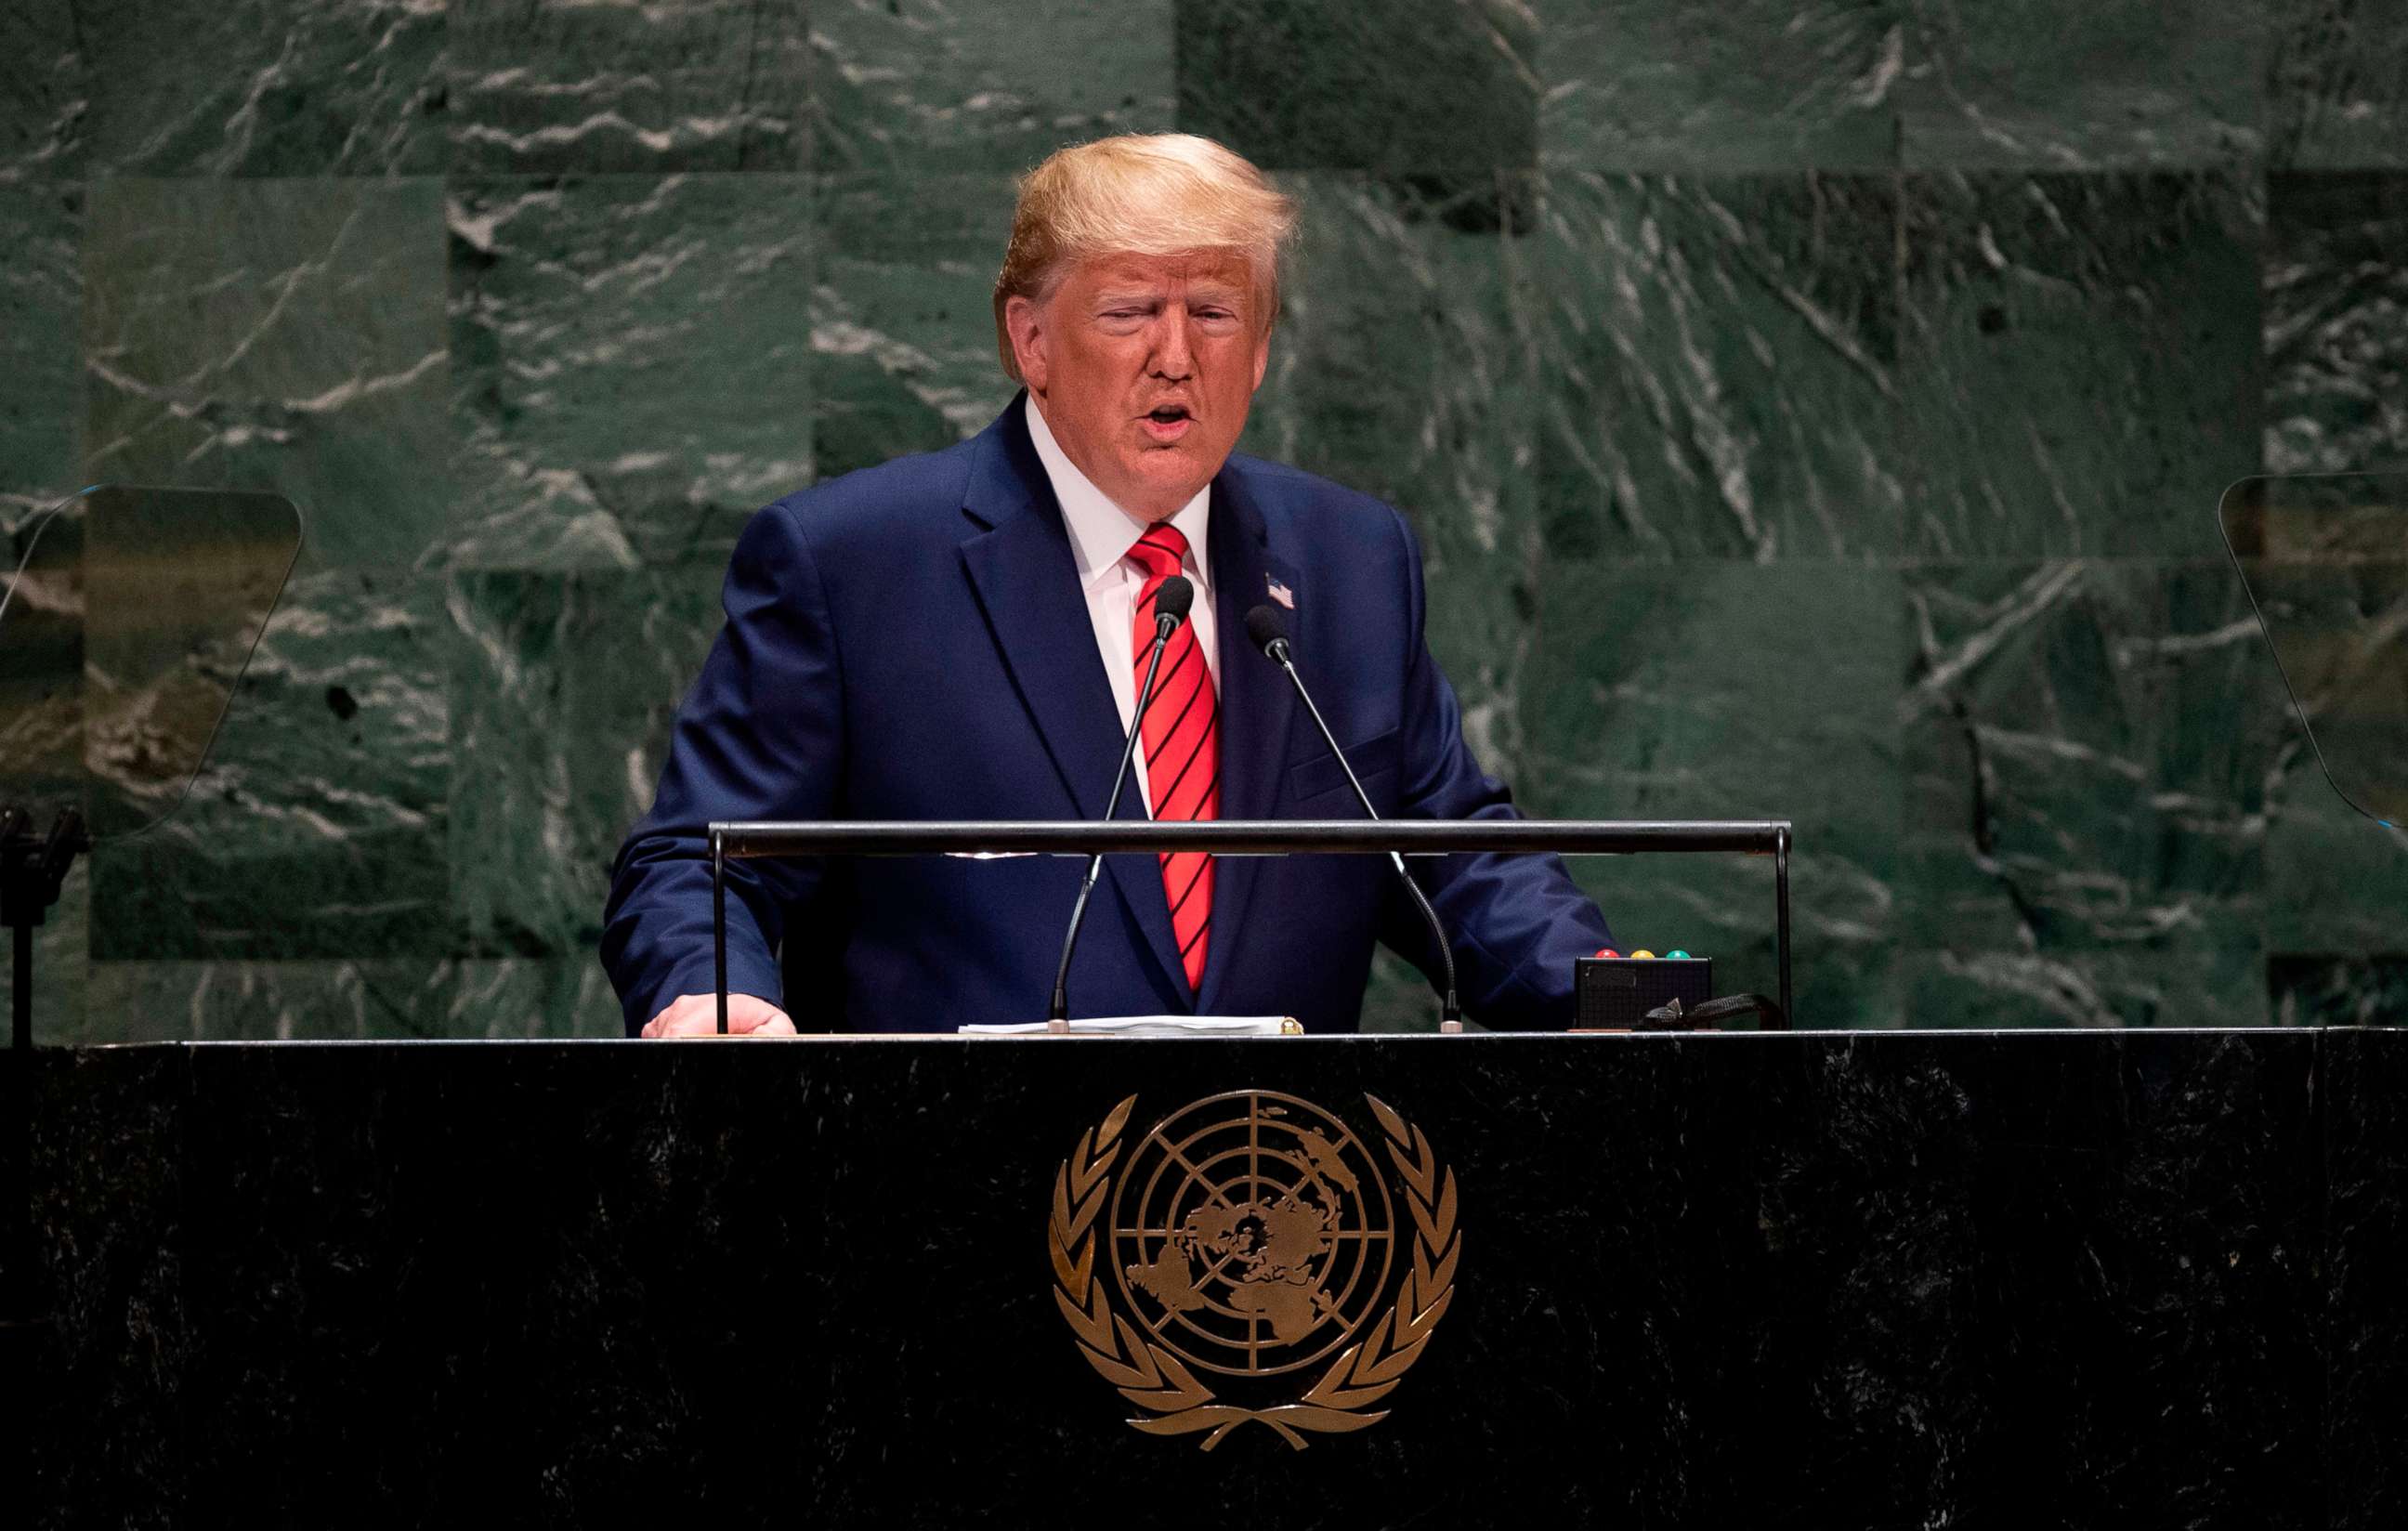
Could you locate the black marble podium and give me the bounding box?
[7,1029,2404,1528]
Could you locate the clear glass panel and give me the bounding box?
[0,486,302,839]
[0,489,96,812]
[2219,473,2408,829]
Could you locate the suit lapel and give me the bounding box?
[1197,462,1302,1014]
[956,399,1187,1005]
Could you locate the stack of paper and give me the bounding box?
[958,1016,1301,1038]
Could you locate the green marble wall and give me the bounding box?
[3,0,2403,1039]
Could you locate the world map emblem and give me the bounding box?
[1049,1090,1461,1450]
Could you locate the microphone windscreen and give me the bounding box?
[1243,603,1288,657]
[1154,574,1194,624]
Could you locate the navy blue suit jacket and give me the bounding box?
[602,399,1610,1033]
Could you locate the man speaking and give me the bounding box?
[603,134,1611,1038]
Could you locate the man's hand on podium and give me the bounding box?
[639,992,797,1039]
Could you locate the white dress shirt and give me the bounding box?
[1024,395,1219,814]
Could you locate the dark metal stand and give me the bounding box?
[0,805,76,1350]
[2,805,87,1052]
[1774,825,1792,1025]
[712,831,728,1037]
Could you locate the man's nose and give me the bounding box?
[1147,312,1196,380]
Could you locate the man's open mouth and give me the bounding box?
[1141,404,1195,439]
[1146,405,1191,424]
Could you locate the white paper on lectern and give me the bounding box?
[958,1016,1300,1037]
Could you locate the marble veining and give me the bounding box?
[1899,171,2265,561]
[0,0,87,184]
[447,0,813,174]
[0,5,2401,1040]
[446,174,815,571]
[2265,172,2408,475]
[1899,0,2267,169]
[1538,0,1903,172]
[2271,0,2408,170]
[1903,562,2286,1027]
[89,569,452,962]
[78,0,445,177]
[444,566,724,961]
[80,177,451,572]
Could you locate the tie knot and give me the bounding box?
[1125,524,1189,582]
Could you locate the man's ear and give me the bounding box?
[1004,294,1049,394]
[1250,323,1271,395]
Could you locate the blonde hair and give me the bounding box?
[992,134,1298,382]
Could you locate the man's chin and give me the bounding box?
[1117,444,1224,501]
[1148,433,1235,465]
[1133,466,1214,504]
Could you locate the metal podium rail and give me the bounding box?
[705,818,1795,1032]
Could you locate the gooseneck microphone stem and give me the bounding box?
[1050,590,1187,1024]
[1258,628,1462,1028]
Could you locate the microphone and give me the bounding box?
[1244,604,1462,1029]
[1049,574,1194,1025]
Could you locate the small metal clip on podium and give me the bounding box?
[702,818,1794,1034]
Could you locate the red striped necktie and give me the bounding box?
[1125,524,1217,992]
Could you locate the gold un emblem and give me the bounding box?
[1048,1090,1461,1450]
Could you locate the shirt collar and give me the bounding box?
[1025,395,1212,594]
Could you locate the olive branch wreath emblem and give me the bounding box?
[1047,1093,1461,1451]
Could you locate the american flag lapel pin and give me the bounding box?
[1265,573,1295,609]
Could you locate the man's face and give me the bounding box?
[1006,250,1272,522]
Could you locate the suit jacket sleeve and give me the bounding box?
[601,500,843,1032]
[1373,505,1613,1028]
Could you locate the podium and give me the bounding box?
[7,1028,2404,1526]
